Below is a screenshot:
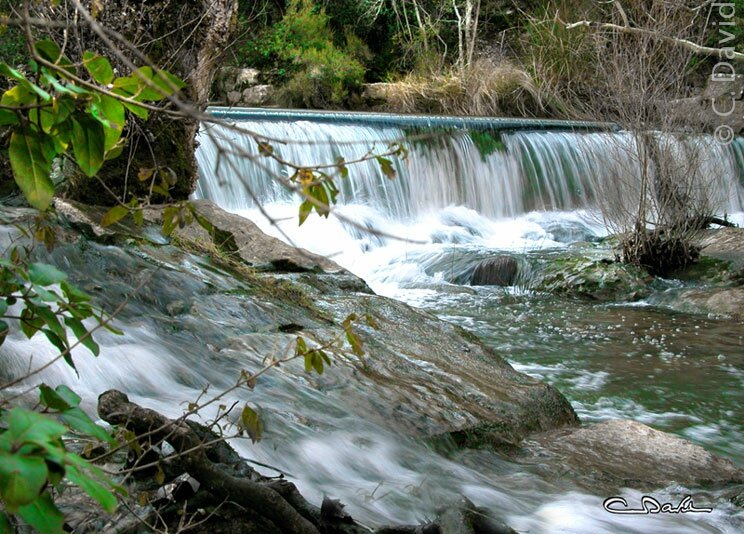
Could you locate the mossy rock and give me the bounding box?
[671,256,738,286]
[534,256,652,301]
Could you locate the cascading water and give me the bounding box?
[191,110,744,533]
[195,116,744,221]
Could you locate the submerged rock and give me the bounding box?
[652,287,744,319]
[521,419,744,492]
[533,256,651,301]
[470,256,518,286]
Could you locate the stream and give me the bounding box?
[2,112,742,533]
[193,112,744,532]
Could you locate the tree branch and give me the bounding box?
[565,20,744,61]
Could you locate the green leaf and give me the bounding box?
[71,116,105,177]
[39,384,81,411]
[1,84,35,108]
[240,405,263,444]
[187,203,213,234]
[0,409,67,450]
[346,331,364,357]
[64,316,100,356]
[312,184,330,217]
[33,304,66,341]
[66,464,118,512]
[0,319,8,347]
[376,156,396,180]
[91,95,125,151]
[29,106,56,134]
[100,205,129,227]
[0,63,51,101]
[60,407,114,445]
[312,352,324,374]
[133,67,186,100]
[161,206,179,237]
[43,329,71,360]
[60,281,91,304]
[295,336,308,356]
[0,108,19,125]
[19,308,44,339]
[17,493,64,533]
[298,199,312,226]
[28,263,67,286]
[9,130,55,210]
[82,52,114,85]
[35,40,75,75]
[0,453,48,509]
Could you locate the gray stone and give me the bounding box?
[165,300,187,316]
[522,419,744,491]
[18,201,579,447]
[226,90,241,105]
[654,287,744,319]
[236,67,260,88]
[241,84,275,106]
[470,256,518,286]
[178,199,341,273]
[435,497,517,534]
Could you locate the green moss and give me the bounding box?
[469,130,506,160]
[672,256,735,285]
[534,256,651,301]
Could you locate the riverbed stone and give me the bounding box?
[470,256,518,286]
[54,199,341,273]
[521,419,744,491]
[653,287,744,319]
[698,227,744,266]
[533,256,651,301]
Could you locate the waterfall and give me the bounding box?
[195,112,744,223]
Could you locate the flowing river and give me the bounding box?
[3,110,742,533]
[193,110,744,533]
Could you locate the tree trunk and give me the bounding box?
[36,0,238,205]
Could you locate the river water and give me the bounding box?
[3,114,741,533]
[192,115,744,532]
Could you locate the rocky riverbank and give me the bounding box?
[1,201,742,532]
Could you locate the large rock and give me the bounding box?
[533,256,651,301]
[521,419,744,491]
[652,287,744,319]
[699,227,744,263]
[31,202,578,447]
[241,85,275,106]
[470,256,518,286]
[54,199,341,273]
[178,200,341,273]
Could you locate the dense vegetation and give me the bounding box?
[223,0,744,115]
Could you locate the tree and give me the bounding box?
[525,0,739,275]
[19,0,240,205]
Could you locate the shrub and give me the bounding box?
[238,0,367,108]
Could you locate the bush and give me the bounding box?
[238,0,367,108]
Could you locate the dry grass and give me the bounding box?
[378,59,543,117]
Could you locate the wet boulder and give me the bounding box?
[520,419,744,492]
[470,256,519,286]
[533,256,651,301]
